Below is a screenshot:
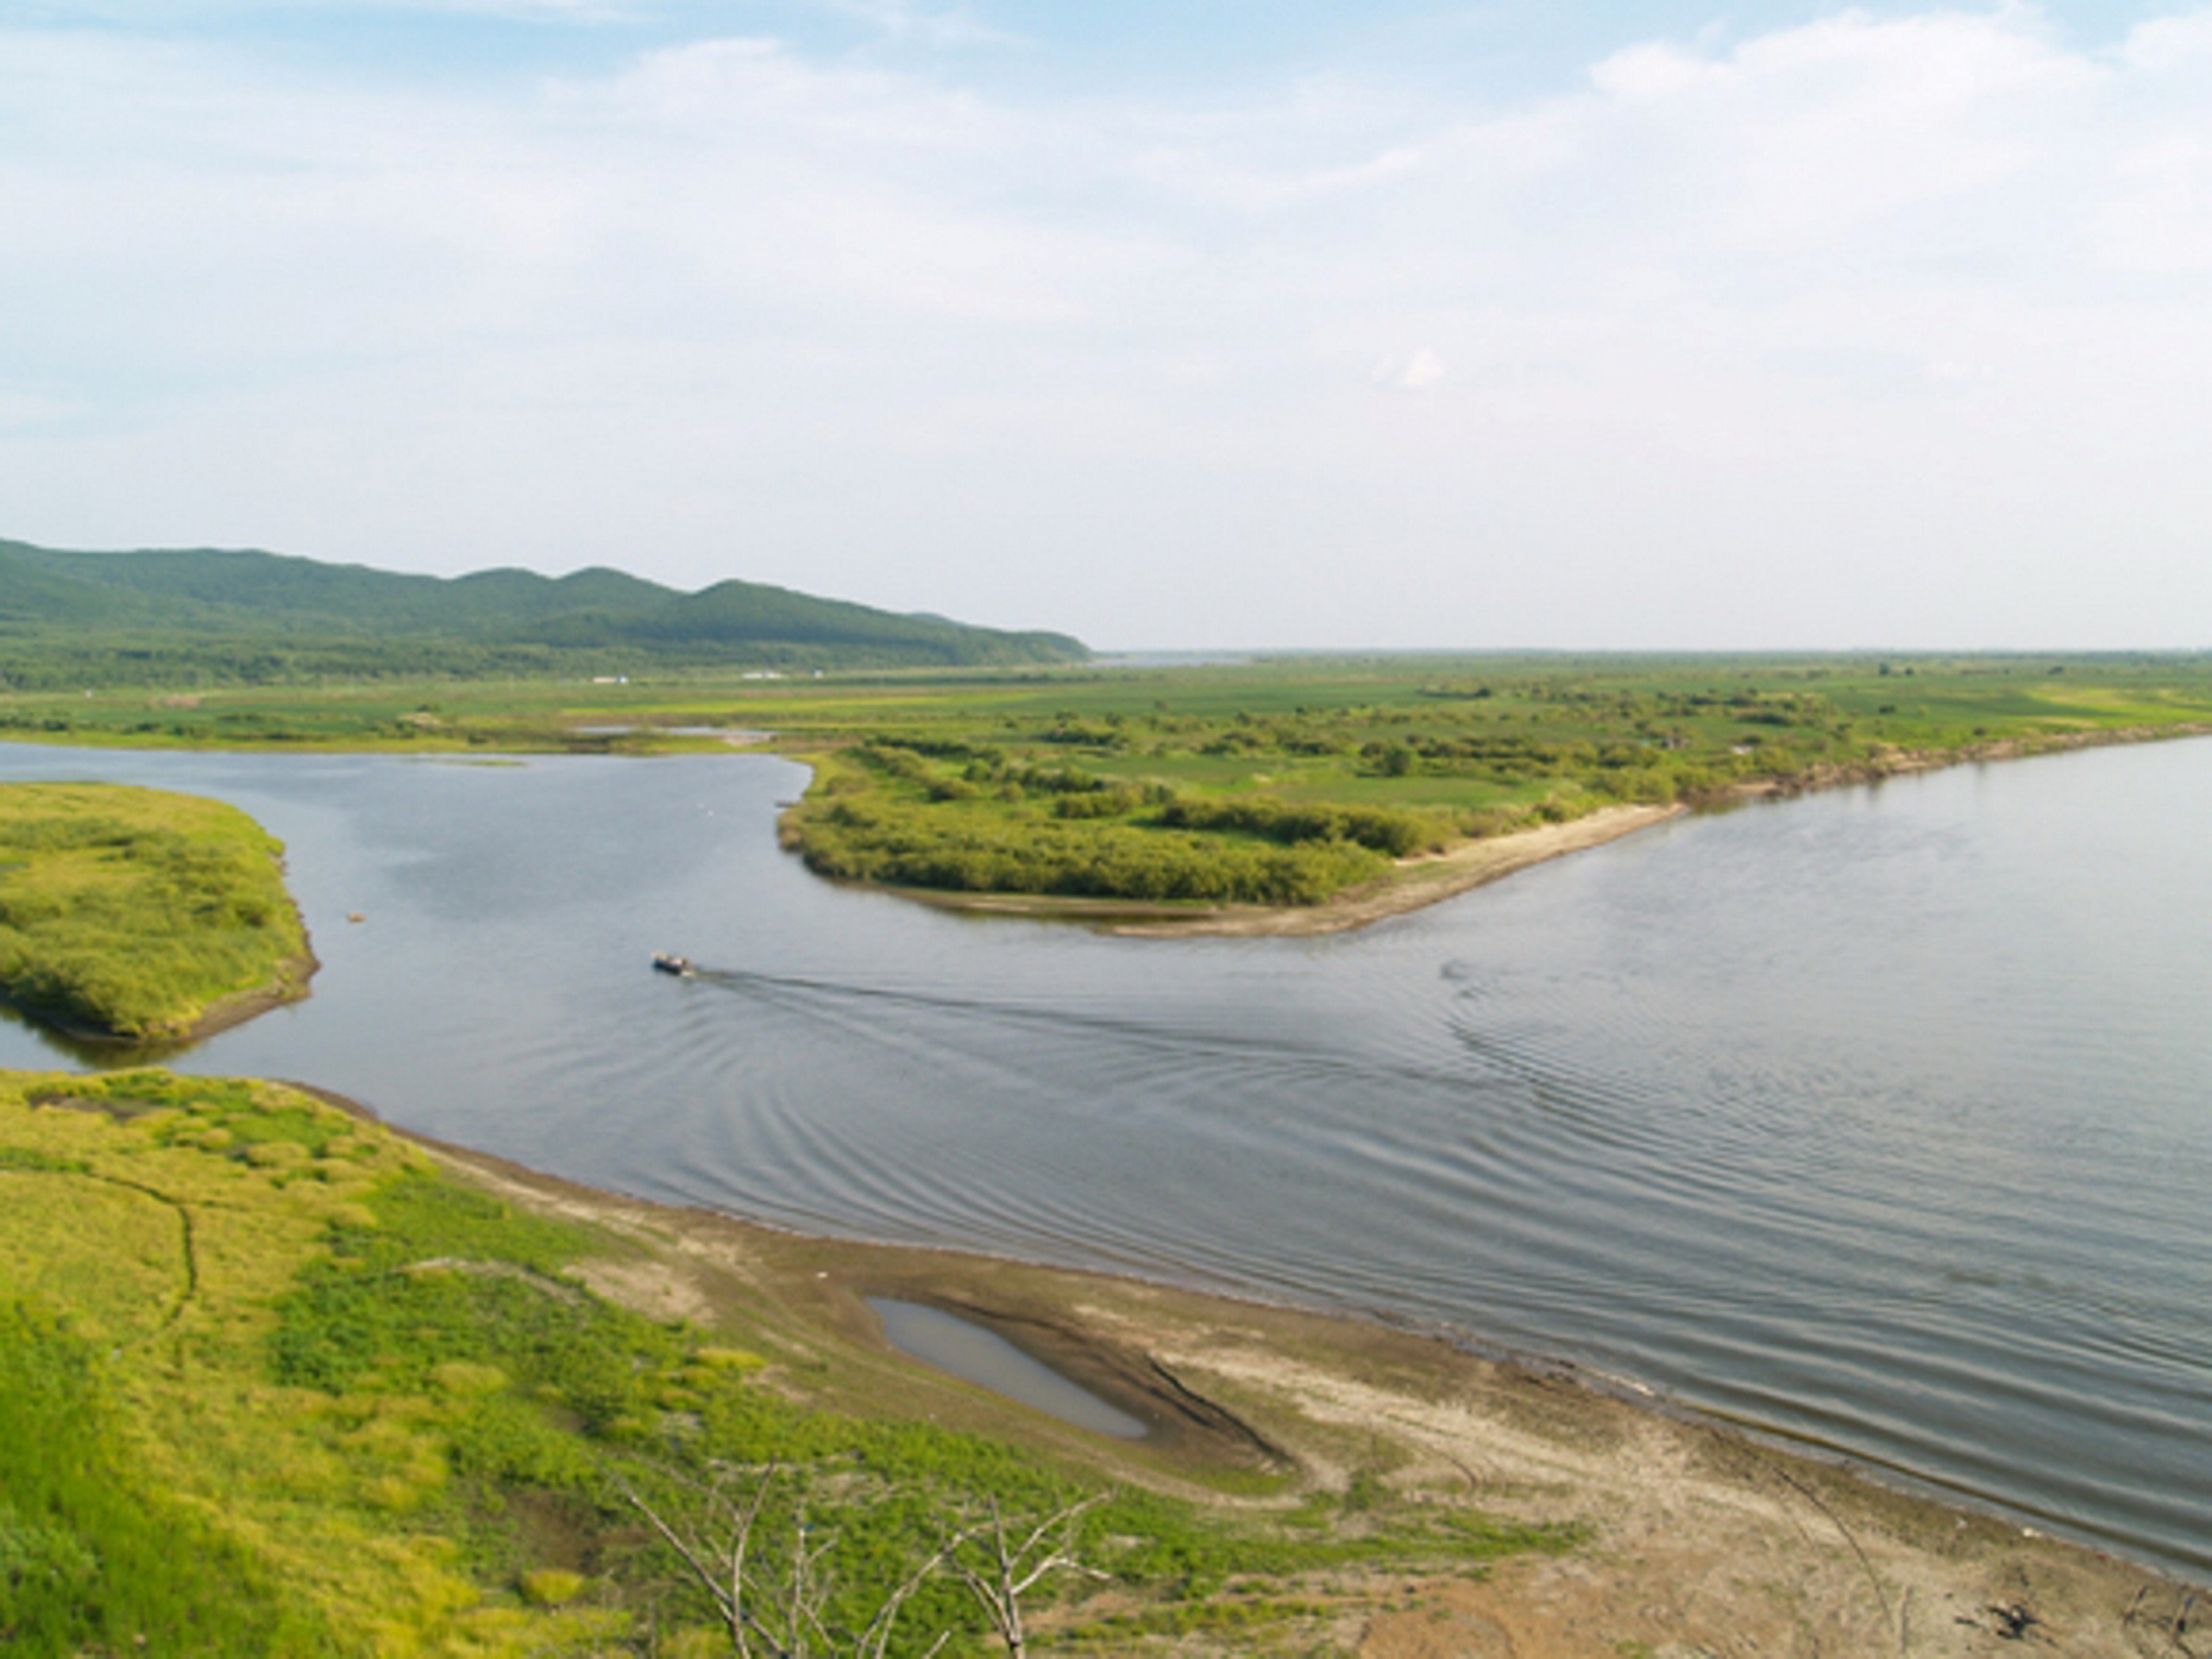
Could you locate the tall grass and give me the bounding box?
[0,1300,324,1654]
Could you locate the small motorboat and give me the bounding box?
[652,952,696,977]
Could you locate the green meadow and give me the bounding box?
[0,783,310,1041]
[764,653,2212,907]
[0,1072,1575,1655]
[8,652,2212,911]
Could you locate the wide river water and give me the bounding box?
[2,738,2206,1579]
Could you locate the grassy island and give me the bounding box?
[768,653,2212,921]
[0,783,312,1041]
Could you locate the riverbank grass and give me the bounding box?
[0,1069,1583,1656]
[9,654,2212,919]
[771,654,2212,912]
[0,782,310,1041]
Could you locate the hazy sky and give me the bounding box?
[5,2,2209,650]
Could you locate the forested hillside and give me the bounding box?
[0,542,1088,683]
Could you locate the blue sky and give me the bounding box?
[5,1,2210,649]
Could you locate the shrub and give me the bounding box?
[797,800,1385,904]
[1155,798,1443,857]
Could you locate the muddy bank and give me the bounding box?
[388,1118,2202,1658]
[0,945,316,1060]
[171,945,318,1043]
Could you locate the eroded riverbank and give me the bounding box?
[416,1121,2205,1656]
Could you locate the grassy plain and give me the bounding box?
[0,782,311,1041]
[10,651,2212,913]
[703,651,2212,909]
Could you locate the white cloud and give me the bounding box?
[809,0,1021,51]
[30,0,648,21]
[4,8,2212,647]
[1572,12,2099,257]
[2115,10,2212,71]
[1372,348,1444,392]
[0,390,82,431]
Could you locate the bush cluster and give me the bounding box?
[801,799,1384,904]
[1154,797,1444,856]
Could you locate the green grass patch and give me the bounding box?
[0,1069,1588,1655]
[0,1300,328,1655]
[0,783,309,1040]
[767,653,2212,908]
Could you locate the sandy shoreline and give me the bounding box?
[836,723,2212,940]
[368,1120,2200,1655]
[1110,803,1686,937]
[853,803,1687,939]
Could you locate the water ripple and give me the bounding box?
[2,739,2208,1578]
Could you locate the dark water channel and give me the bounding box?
[2,739,2207,1579]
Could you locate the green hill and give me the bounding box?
[0,541,1088,684]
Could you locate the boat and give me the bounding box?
[652,952,695,977]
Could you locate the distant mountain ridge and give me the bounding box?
[0,540,1088,681]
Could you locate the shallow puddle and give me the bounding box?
[867,1298,1148,1440]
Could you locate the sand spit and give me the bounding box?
[1109,804,1685,937]
[843,723,2212,941]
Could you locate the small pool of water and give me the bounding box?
[867,1299,1149,1441]
[568,724,768,740]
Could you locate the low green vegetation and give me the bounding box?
[771,651,2212,908]
[6,651,2212,911]
[0,1072,1579,1655]
[0,783,310,1040]
[0,1300,311,1653]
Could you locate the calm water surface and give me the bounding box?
[2,739,2206,1578]
[867,1300,1149,1441]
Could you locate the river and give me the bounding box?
[1,736,2206,1579]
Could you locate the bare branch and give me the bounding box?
[949,1491,1113,1658]
[614,1456,1041,1657]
